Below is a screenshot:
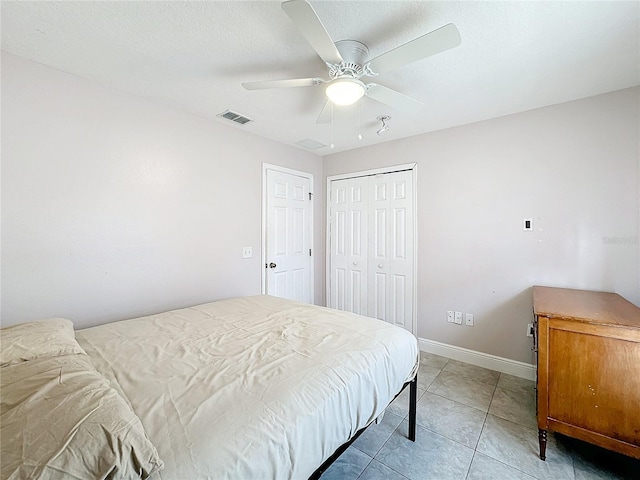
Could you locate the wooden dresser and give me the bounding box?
[532,286,640,460]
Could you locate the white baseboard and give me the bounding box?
[419,338,536,381]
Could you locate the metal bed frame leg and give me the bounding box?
[408,375,417,441]
[308,375,419,479]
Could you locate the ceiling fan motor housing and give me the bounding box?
[329,40,369,79]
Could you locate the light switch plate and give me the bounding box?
[454,311,463,325]
[242,247,252,259]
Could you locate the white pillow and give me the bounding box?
[0,318,86,366]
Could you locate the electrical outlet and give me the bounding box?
[527,323,534,337]
[447,311,454,323]
[465,313,474,326]
[242,247,252,259]
[454,311,463,325]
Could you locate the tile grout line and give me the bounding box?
[420,358,500,454]
[465,451,479,480]
[367,421,413,480]
[472,451,540,480]
[476,413,566,480]
[474,395,542,480]
[472,410,489,451]
[353,453,374,480]
[413,392,489,451]
[411,416,476,452]
[426,389,493,415]
[473,372,545,480]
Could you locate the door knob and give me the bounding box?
[378,264,383,268]
[269,262,277,269]
[352,261,358,266]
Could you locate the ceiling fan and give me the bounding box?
[242,0,461,123]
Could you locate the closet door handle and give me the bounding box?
[378,264,383,269]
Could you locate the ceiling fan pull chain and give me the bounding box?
[330,102,335,149]
[358,101,363,141]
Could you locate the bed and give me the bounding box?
[1,295,419,479]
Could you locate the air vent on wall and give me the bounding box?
[217,110,253,125]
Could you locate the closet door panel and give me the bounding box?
[329,169,414,333]
[329,177,368,315]
[367,171,414,329]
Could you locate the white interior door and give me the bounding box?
[328,169,415,333]
[265,168,312,303]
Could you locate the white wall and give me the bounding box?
[323,87,640,364]
[3,52,638,366]
[1,53,324,328]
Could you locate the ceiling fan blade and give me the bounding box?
[242,77,325,90]
[365,84,423,111]
[316,100,332,124]
[281,0,344,65]
[366,23,461,75]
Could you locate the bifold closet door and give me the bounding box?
[329,176,368,315]
[329,170,414,332]
[367,171,414,331]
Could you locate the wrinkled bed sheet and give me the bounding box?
[0,354,162,479]
[76,295,419,479]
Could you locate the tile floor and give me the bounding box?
[320,352,640,480]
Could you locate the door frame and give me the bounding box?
[262,163,315,302]
[326,163,417,335]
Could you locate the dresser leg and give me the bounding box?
[538,429,547,461]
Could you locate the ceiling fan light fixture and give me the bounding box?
[326,78,366,106]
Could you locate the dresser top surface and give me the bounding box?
[533,286,640,328]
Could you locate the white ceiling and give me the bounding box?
[2,1,639,155]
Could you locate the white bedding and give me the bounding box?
[76,295,419,479]
[0,320,162,480]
